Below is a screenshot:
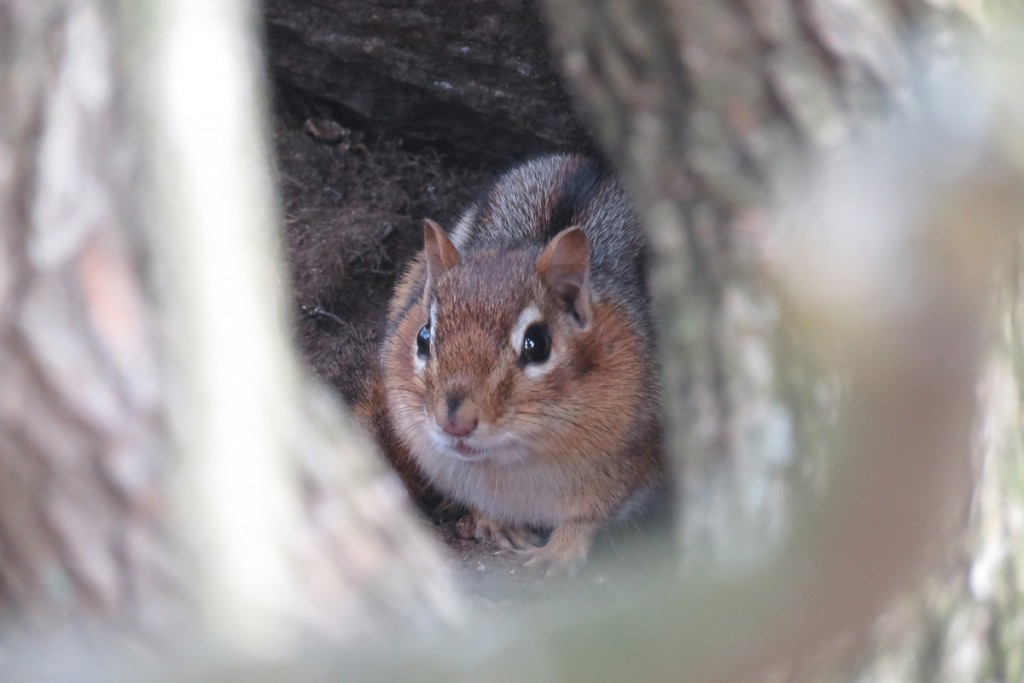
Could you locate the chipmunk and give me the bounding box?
[379,154,664,575]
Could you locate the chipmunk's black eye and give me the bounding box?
[521,324,551,364]
[416,323,431,358]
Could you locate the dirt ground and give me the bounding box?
[272,100,667,602]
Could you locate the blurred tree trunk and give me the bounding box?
[543,0,1021,680]
[544,0,953,558]
[0,0,175,631]
[0,0,458,646]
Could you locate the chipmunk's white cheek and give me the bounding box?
[423,422,449,450]
[522,347,560,380]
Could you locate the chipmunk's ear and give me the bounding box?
[423,219,460,286]
[537,226,592,326]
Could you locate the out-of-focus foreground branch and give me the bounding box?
[126,0,460,649]
[542,0,979,559]
[0,0,459,659]
[538,0,1024,678]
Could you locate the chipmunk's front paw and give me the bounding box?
[521,545,586,578]
[456,510,542,551]
[520,520,596,577]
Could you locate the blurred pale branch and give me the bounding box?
[126,0,462,649]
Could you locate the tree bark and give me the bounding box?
[542,0,960,564]
[0,0,175,631]
[0,0,459,646]
[542,0,1023,679]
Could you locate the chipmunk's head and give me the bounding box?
[384,219,600,466]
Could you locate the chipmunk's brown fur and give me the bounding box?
[376,154,663,574]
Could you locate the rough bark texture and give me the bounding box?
[263,0,591,163]
[131,0,462,648]
[0,1,176,631]
[542,0,953,563]
[0,0,460,644]
[542,0,1022,680]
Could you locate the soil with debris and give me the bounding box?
[273,97,667,603]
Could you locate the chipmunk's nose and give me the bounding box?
[439,394,478,437]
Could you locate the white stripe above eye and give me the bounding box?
[510,305,540,353]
